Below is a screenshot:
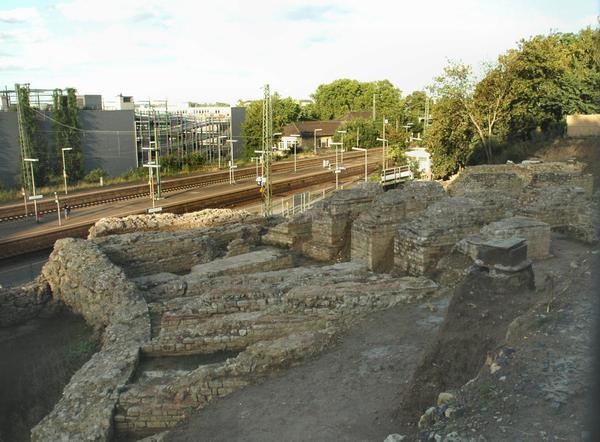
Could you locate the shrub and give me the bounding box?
[83,168,109,183]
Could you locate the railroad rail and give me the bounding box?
[0,149,381,222]
[0,161,380,260]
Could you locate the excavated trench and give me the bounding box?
[397,263,539,428]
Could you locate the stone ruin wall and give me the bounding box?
[351,181,446,272]
[9,206,439,440]
[2,163,597,440]
[301,184,382,261]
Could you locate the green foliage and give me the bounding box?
[241,93,301,156]
[332,119,380,149]
[83,168,109,183]
[426,96,476,178]
[501,30,600,140]
[428,28,600,175]
[52,88,83,183]
[311,79,402,121]
[17,85,49,188]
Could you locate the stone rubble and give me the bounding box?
[4,160,595,441]
[88,208,259,239]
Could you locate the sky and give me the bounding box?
[0,0,598,106]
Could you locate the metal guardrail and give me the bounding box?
[381,166,412,186]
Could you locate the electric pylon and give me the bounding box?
[261,84,273,216]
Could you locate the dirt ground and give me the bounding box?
[166,234,597,442]
[167,296,450,442]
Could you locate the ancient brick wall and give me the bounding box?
[351,182,446,272]
[394,198,488,276]
[480,216,551,260]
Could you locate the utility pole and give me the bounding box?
[372,94,376,121]
[15,83,32,202]
[261,84,273,215]
[382,116,387,170]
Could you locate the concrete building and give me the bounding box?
[0,109,137,188]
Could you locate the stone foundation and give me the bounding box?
[302,184,382,262]
[351,182,445,272]
[394,197,488,276]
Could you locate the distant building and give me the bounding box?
[405,147,432,179]
[281,111,372,151]
[117,94,135,110]
[76,95,102,110]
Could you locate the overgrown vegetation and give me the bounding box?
[427,28,600,178]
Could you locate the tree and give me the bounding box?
[241,93,301,156]
[332,118,380,149]
[426,96,476,178]
[311,79,403,121]
[501,30,600,140]
[431,60,511,163]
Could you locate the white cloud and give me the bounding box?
[0,7,39,24]
[1,0,597,104]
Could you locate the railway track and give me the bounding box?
[0,160,380,260]
[0,149,381,222]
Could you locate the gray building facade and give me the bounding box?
[0,110,136,188]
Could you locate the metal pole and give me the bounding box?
[22,187,28,217]
[30,161,38,223]
[364,149,368,182]
[55,192,61,226]
[62,149,68,194]
[382,117,386,170]
[294,142,297,172]
[341,132,344,165]
[314,130,316,155]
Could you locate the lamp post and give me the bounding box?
[337,130,346,165]
[288,133,300,172]
[61,147,73,194]
[381,118,388,169]
[377,137,388,172]
[23,158,40,223]
[227,139,238,184]
[313,128,322,154]
[330,141,343,189]
[54,192,61,226]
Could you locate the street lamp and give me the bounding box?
[61,147,73,195]
[313,128,322,154]
[337,130,346,165]
[330,142,343,189]
[227,139,238,184]
[377,137,388,171]
[23,158,40,223]
[289,134,300,172]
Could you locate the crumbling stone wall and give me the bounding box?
[301,184,382,261]
[518,186,598,243]
[0,278,53,327]
[88,208,258,238]
[351,182,446,272]
[394,197,489,276]
[263,211,312,251]
[32,238,151,441]
[448,162,592,197]
[480,216,551,260]
[92,223,263,277]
